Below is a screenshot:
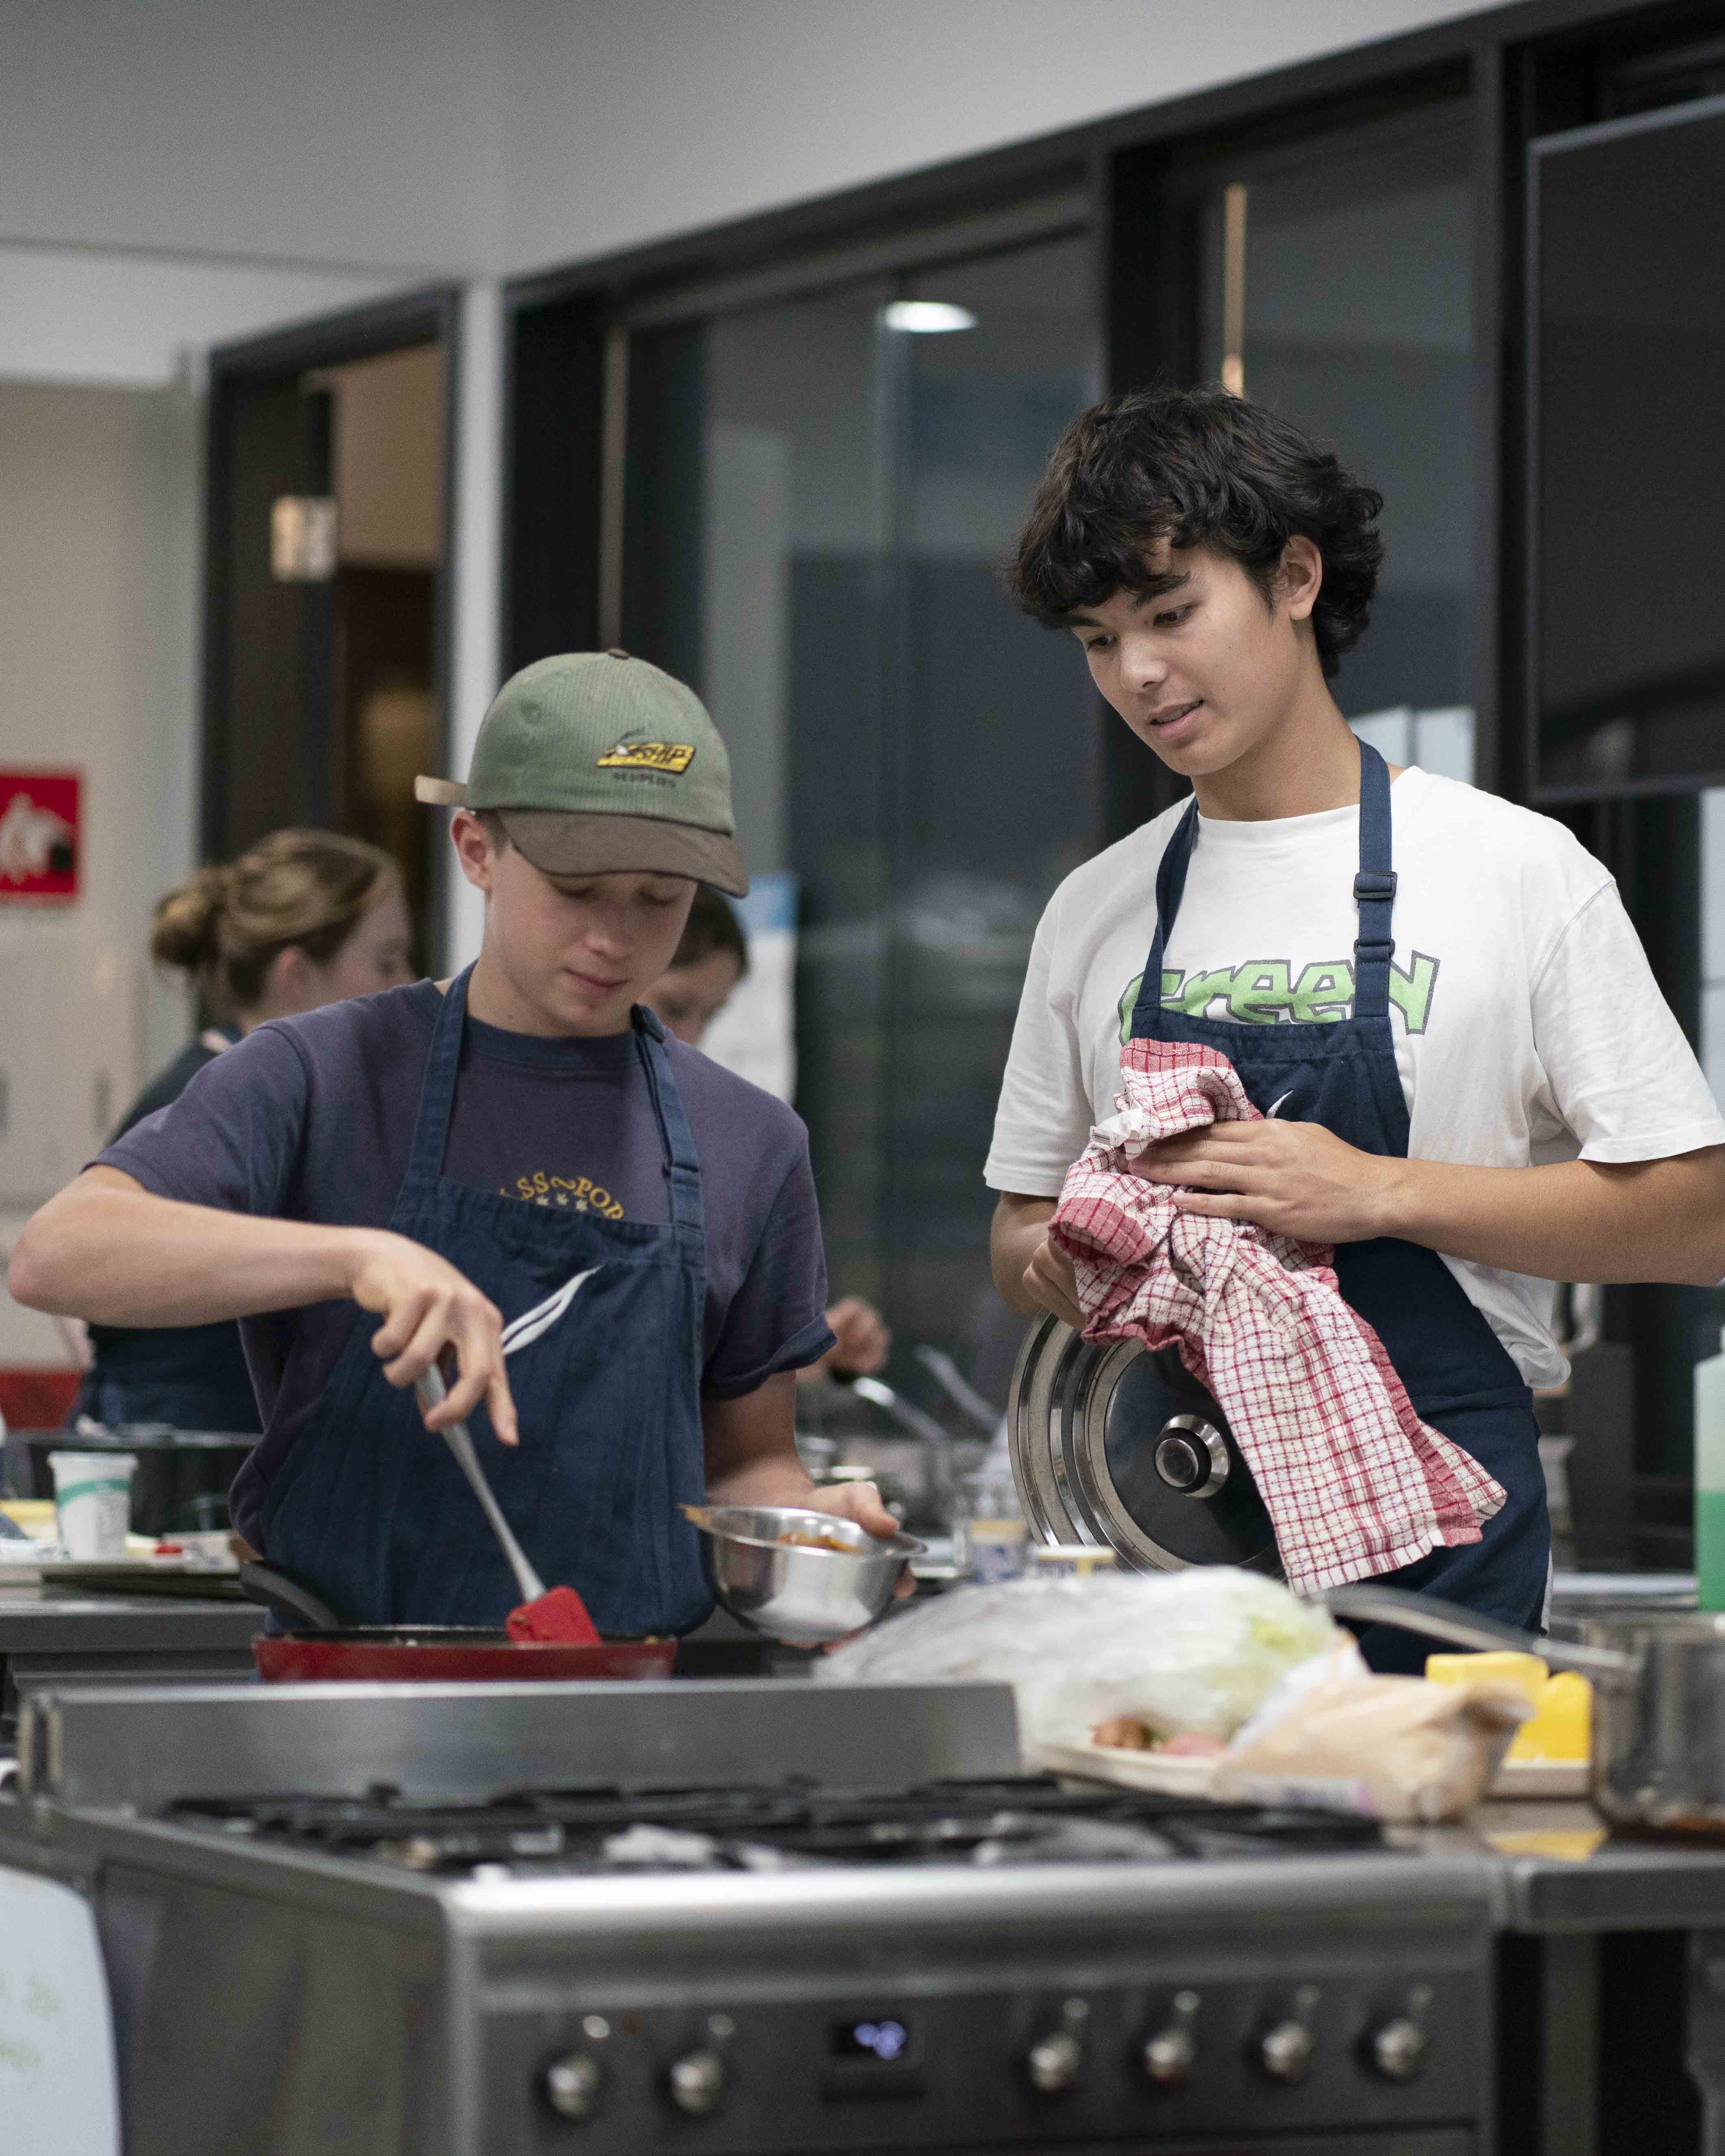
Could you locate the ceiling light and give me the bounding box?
[882,300,977,334]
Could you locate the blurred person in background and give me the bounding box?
[75,829,415,1433]
[642,885,890,1383]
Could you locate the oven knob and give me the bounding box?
[1142,1988,1200,2089]
[1257,2018,1316,2084]
[1143,2024,1197,2089]
[544,2052,606,2121]
[1368,2016,1429,2082]
[1025,2029,1085,2096]
[666,2046,728,2116]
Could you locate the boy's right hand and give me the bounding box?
[348,1234,518,1444]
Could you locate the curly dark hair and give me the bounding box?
[1010,386,1385,678]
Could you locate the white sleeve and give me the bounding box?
[1531,882,1725,1163]
[983,897,1097,1196]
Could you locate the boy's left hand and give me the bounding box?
[1129,1117,1399,1245]
[804,1478,917,1596]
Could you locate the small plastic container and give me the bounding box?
[954,1468,1029,1583]
[49,1450,138,1559]
[1029,1543,1119,1578]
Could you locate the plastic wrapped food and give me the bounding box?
[1213,1647,1532,1821]
[816,1569,1341,1748]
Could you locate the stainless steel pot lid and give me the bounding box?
[1007,1313,1282,1577]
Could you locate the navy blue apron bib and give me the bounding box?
[1127,742,1548,1671]
[260,967,714,1634]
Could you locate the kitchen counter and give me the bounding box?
[0,1587,265,1741]
[1406,1796,1725,1930]
[1406,1800,1725,2153]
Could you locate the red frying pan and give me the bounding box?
[242,1562,677,1684]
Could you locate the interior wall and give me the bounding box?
[8,0,1510,290]
[0,382,200,1367]
[0,0,503,273]
[498,0,1507,272]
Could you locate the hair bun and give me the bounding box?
[149,864,231,972]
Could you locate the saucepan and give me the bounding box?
[1327,1581,1725,1839]
[240,1559,677,1682]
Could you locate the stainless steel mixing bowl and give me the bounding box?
[688,1504,923,1646]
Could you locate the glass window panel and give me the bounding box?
[1533,100,1725,795]
[891,237,1100,1347]
[1198,114,1476,770]
[620,234,1099,1368]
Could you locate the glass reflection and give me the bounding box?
[1197,112,1476,760]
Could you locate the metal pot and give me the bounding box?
[1327,1581,1725,1838]
[1007,1314,1281,1574]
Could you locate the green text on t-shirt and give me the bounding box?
[1116,951,1440,1042]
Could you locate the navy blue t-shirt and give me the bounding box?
[100,981,834,1546]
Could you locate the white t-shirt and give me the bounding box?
[985,766,1725,1387]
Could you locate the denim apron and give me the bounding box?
[1127,742,1548,1671]
[260,967,715,1634]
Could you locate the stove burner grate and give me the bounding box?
[161,1774,1386,1877]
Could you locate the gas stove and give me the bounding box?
[2,1677,1495,2156]
[164,1771,1386,1878]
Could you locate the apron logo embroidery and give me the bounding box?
[501,1266,604,1358]
[596,739,696,774]
[504,1171,624,1220]
[1118,952,1442,1042]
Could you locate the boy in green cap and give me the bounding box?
[12,653,892,1632]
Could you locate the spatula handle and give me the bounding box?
[415,1366,548,1606]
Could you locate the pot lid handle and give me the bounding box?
[1323,1584,1640,1689]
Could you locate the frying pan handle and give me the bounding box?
[1323,1582,1641,1690]
[238,1559,343,1631]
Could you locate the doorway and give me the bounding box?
[202,288,458,969]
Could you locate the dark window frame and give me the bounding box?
[202,284,461,967]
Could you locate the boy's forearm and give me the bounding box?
[990,1195,1055,1316]
[1379,1149,1725,1287]
[9,1168,382,1326]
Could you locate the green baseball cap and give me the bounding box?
[415,651,748,895]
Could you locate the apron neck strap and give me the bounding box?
[404,965,474,1187]
[1127,795,1201,1036]
[405,972,705,1231]
[1128,739,1399,1034]
[631,1005,704,1234]
[1351,737,1397,1021]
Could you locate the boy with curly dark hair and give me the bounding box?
[988,386,1725,1665]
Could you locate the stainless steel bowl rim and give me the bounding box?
[690,1505,924,1560]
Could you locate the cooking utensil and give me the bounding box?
[413,1365,547,1604]
[237,1560,674,1682]
[1008,1314,1281,1574]
[684,1502,923,1646]
[912,1345,1002,1432]
[1325,1580,1725,1837]
[848,1375,961,1519]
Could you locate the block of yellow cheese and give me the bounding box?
[1424,1651,1590,1762]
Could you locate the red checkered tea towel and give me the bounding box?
[1049,1038,1506,1598]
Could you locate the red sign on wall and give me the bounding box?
[0,769,81,902]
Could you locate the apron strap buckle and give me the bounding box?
[1353,870,1398,902]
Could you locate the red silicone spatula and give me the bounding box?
[414,1365,599,1645]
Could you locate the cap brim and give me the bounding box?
[415,775,468,806]
[498,811,749,897]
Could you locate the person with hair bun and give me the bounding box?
[987,385,1725,1669]
[77,830,413,1432]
